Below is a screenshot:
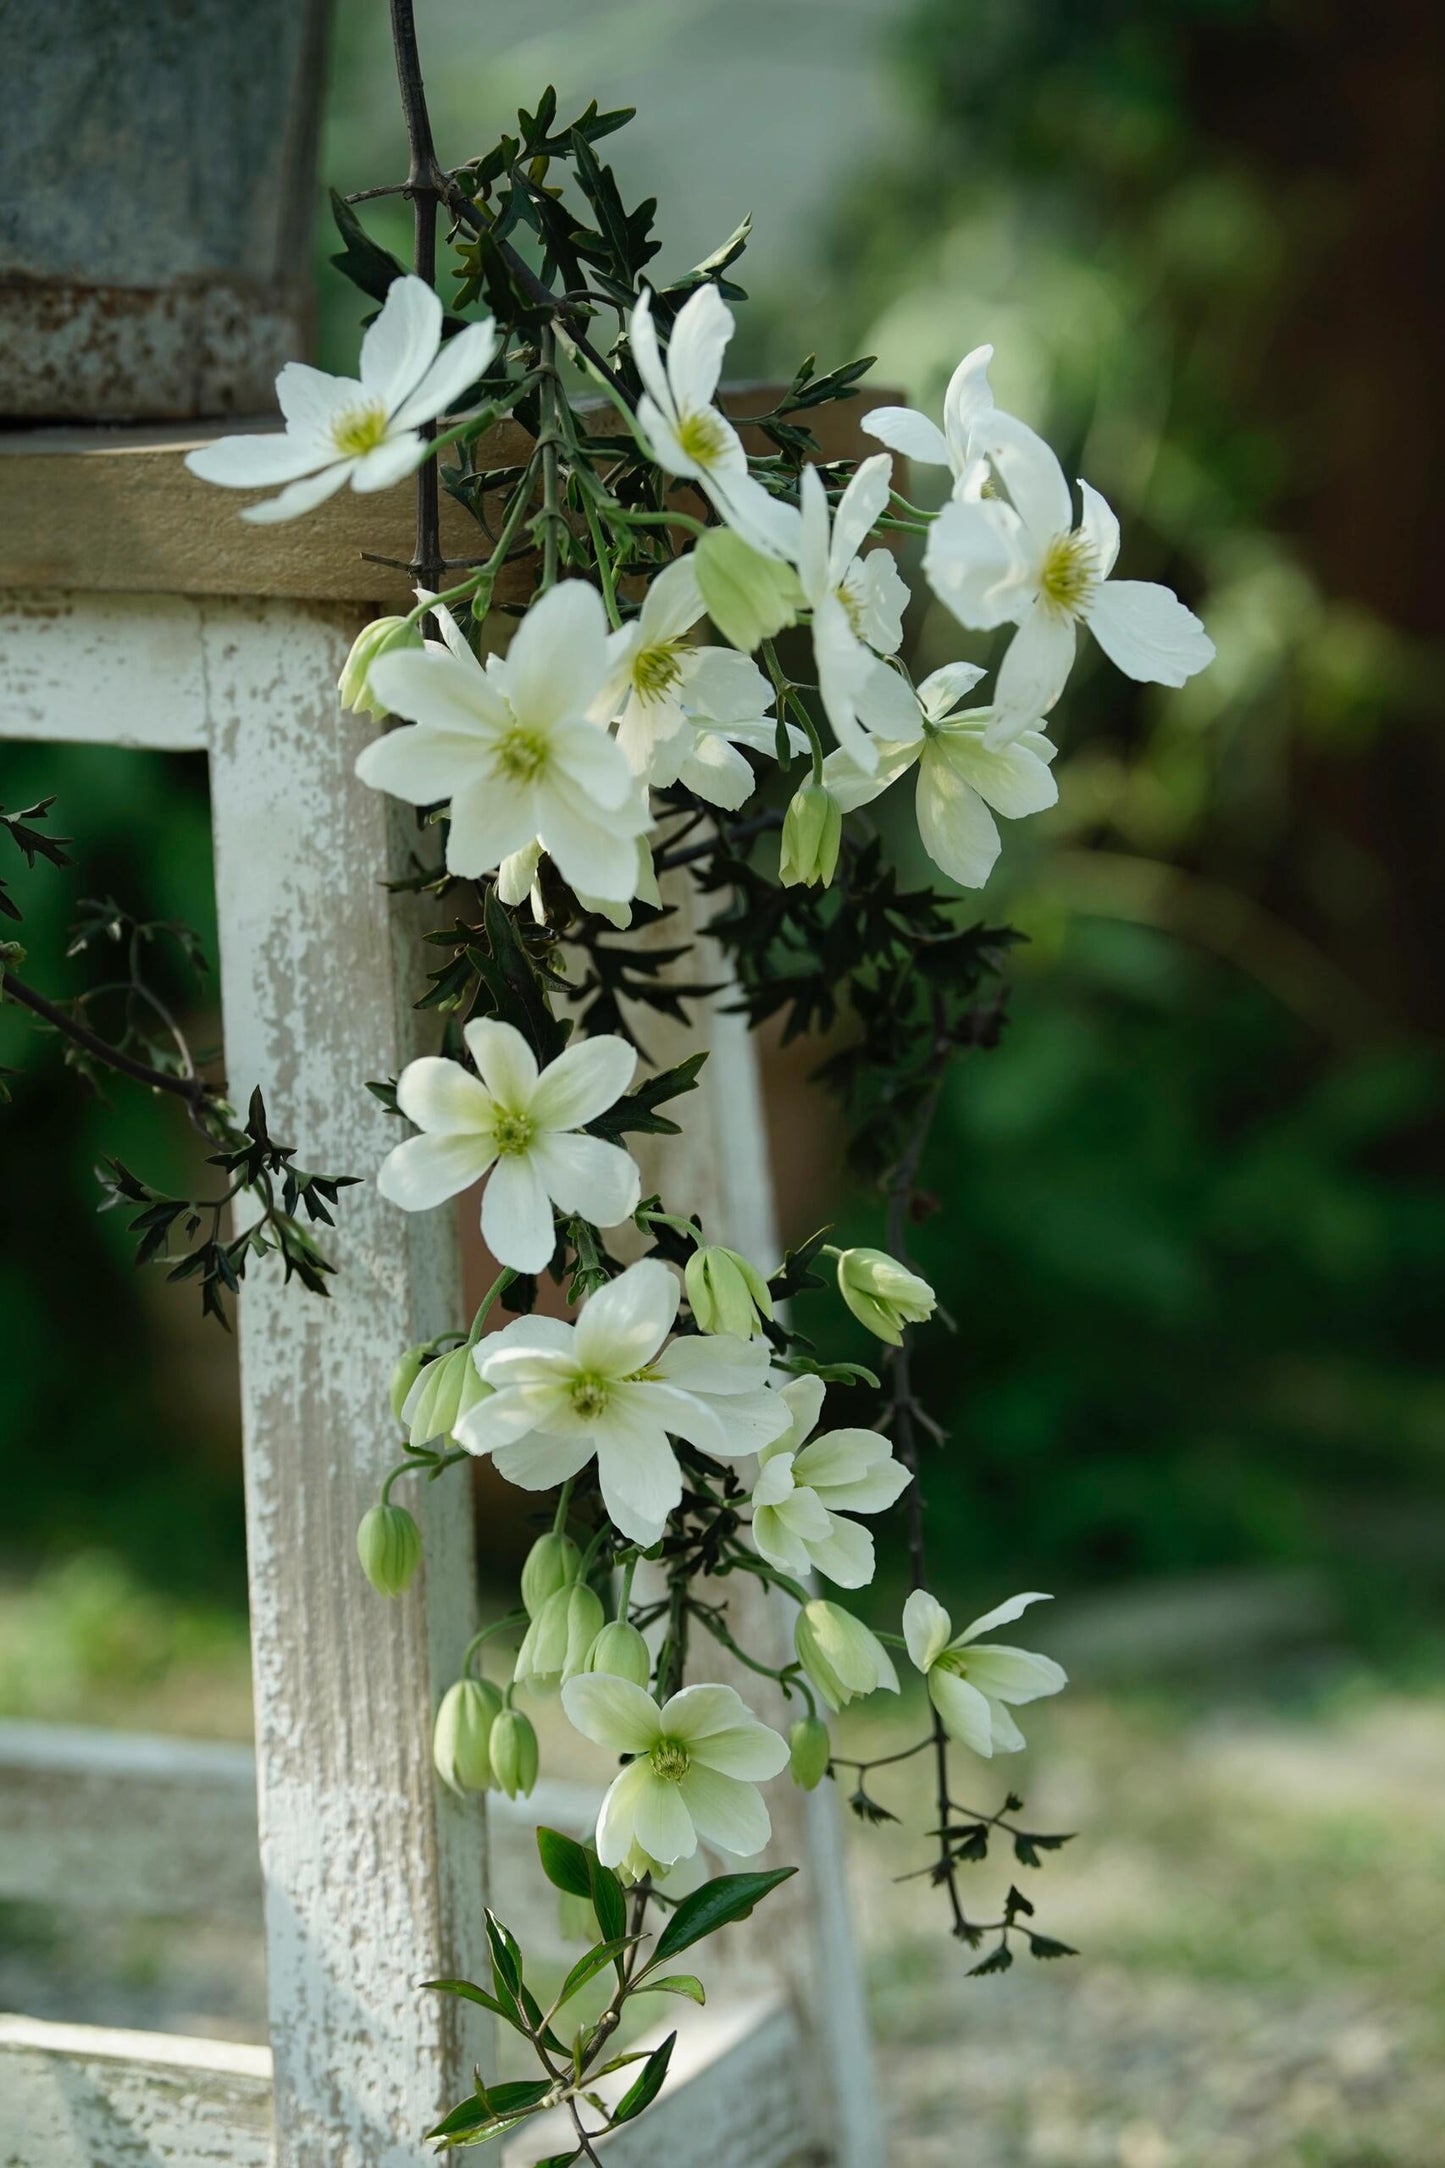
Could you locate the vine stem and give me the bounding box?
[388,0,445,595]
[2,969,213,1109]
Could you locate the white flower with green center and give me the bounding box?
[630,285,801,561]
[357,581,649,902]
[823,660,1059,891]
[902,1589,1067,1756]
[454,1257,789,1545]
[377,1017,641,1274]
[185,276,499,523]
[793,454,911,774]
[749,1375,911,1589]
[561,1674,789,1870]
[924,407,1215,744]
[861,344,996,497]
[647,651,805,812]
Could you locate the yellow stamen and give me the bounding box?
[1038,531,1098,619]
[674,408,729,468]
[633,641,685,701]
[331,403,391,457]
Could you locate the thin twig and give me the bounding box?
[2,970,213,1108]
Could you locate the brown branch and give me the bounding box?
[2,969,213,1108]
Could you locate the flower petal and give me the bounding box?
[929,1669,996,1755]
[350,433,433,494]
[829,454,894,578]
[677,1765,771,1856]
[653,1332,772,1396]
[530,1130,640,1228]
[683,1707,790,1777]
[377,1130,496,1211]
[395,1054,495,1135]
[805,1515,876,1589]
[562,1671,662,1754]
[185,426,332,488]
[1087,579,1215,687]
[988,1700,1028,1753]
[963,1645,1068,1705]
[368,646,511,733]
[628,289,674,420]
[666,283,735,412]
[551,719,637,810]
[354,723,477,806]
[239,462,355,524]
[502,580,609,724]
[390,317,500,432]
[491,1428,594,1490]
[682,645,773,727]
[444,775,538,877]
[536,780,649,902]
[595,1759,661,1869]
[861,405,951,468]
[971,408,1072,544]
[903,1588,954,1672]
[914,757,1001,891]
[988,603,1076,737]
[674,731,755,810]
[936,731,1059,821]
[918,660,988,721]
[529,1033,636,1131]
[360,274,442,405]
[594,1406,684,1540]
[481,1152,556,1273]
[923,495,1033,631]
[958,1590,1053,1643]
[1077,478,1120,580]
[702,467,802,561]
[574,1257,679,1373]
[942,345,996,468]
[461,1018,539,1108]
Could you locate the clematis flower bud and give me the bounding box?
[779,782,842,889]
[432,1676,503,1793]
[788,1714,832,1790]
[583,1618,652,1689]
[356,1503,422,1598]
[401,1344,489,1451]
[338,616,424,719]
[684,1244,774,1339]
[835,1247,937,1346]
[389,1345,428,1426]
[694,528,803,653]
[489,1706,540,1799]
[514,1582,605,1691]
[520,1531,582,1619]
[794,1599,900,1713]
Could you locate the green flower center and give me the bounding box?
[836,577,867,638]
[674,408,729,468]
[936,1649,972,1680]
[491,1109,535,1156]
[495,727,549,783]
[1038,530,1098,619]
[331,402,391,458]
[633,640,685,701]
[569,1374,610,1421]
[649,1738,691,1781]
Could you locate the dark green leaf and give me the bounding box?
[634,1973,705,2005]
[536,1825,593,1899]
[610,2032,675,2125]
[556,1935,641,2008]
[647,1867,795,1968]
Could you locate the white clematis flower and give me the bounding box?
[749,1374,911,1589]
[358,581,649,901]
[924,408,1215,743]
[562,1673,789,1871]
[376,1017,641,1274]
[454,1257,789,1544]
[861,344,996,496]
[824,661,1058,890]
[795,454,911,774]
[630,285,801,561]
[902,1589,1067,1756]
[186,276,499,523]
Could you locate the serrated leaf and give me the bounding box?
[968,1941,1014,1977]
[1026,1932,1079,1961]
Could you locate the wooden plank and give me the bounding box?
[0,1716,596,1933]
[0,591,209,751]
[0,2015,273,2168]
[0,392,891,606]
[499,1996,814,2167]
[0,1722,259,1922]
[201,598,493,2165]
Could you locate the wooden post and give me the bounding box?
[206,598,491,2163]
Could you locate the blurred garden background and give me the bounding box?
[3,1,1444,2159]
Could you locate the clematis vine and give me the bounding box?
[924,408,1215,741]
[453,1258,787,1543]
[376,1017,640,1274]
[186,275,498,522]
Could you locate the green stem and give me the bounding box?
[467,1267,515,1345]
[582,492,623,628]
[617,1554,638,1616]
[604,505,708,537]
[639,1207,703,1244]
[461,1611,528,1674]
[538,334,562,591]
[551,1476,575,1537]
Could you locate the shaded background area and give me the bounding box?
[3,1,1444,2159]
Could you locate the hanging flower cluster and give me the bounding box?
[178,79,1215,2151]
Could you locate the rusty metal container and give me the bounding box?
[0,0,330,420]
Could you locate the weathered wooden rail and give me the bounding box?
[0,414,883,2166]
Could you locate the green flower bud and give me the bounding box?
[401,1344,490,1450]
[789,1714,832,1790]
[489,1706,540,1799]
[389,1345,428,1426]
[835,1246,937,1347]
[338,616,424,718]
[684,1245,774,1339]
[514,1581,606,1691]
[779,782,842,889]
[520,1531,583,1619]
[356,1503,423,1598]
[432,1676,503,1793]
[794,1599,900,1713]
[584,1618,652,1688]
[693,528,804,653]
